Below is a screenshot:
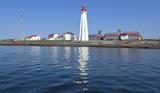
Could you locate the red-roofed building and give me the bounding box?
[104,33,120,40]
[48,34,62,40]
[25,35,41,41]
[120,32,143,40]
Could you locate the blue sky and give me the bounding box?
[0,0,159,39]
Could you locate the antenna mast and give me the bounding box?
[19,14,24,40]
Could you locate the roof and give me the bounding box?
[48,34,56,36]
[105,33,119,37]
[97,34,105,38]
[48,34,56,38]
[26,35,38,38]
[120,32,141,36]
[48,34,63,38]
[63,32,74,35]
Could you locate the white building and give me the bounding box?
[63,32,76,40]
[48,34,61,40]
[79,4,89,41]
[120,32,143,40]
[25,35,41,41]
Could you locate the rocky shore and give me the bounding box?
[0,40,160,49]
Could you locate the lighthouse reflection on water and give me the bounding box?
[77,47,89,91]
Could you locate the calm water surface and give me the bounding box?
[0,46,160,93]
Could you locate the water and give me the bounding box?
[0,46,160,93]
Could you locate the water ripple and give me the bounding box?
[0,47,160,93]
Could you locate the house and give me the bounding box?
[25,35,41,41]
[104,33,120,40]
[48,34,62,40]
[63,32,76,40]
[120,32,143,40]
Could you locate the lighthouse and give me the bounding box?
[79,4,89,41]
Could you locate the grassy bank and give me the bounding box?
[0,40,160,49]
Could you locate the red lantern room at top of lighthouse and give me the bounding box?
[81,4,87,12]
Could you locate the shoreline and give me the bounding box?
[0,40,160,49]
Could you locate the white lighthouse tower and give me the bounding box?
[79,4,89,41]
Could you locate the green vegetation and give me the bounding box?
[0,39,160,49]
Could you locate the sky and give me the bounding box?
[0,0,159,39]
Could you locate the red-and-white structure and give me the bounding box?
[120,32,143,40]
[25,35,41,41]
[104,33,120,40]
[99,32,143,40]
[79,4,89,41]
[48,34,60,40]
